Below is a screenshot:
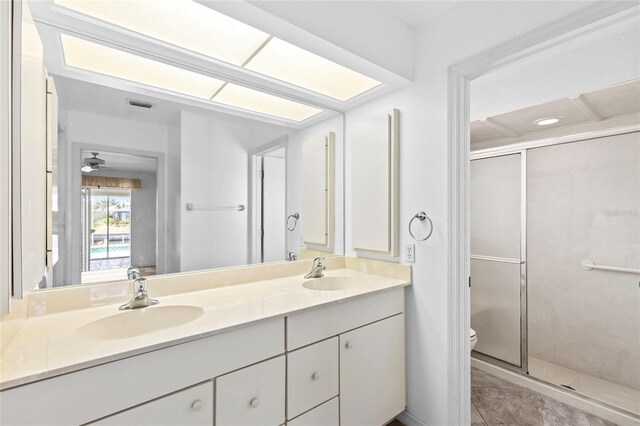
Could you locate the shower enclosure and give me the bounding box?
[470,130,640,416]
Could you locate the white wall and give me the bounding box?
[338,2,594,424]
[179,110,290,272]
[471,17,640,120]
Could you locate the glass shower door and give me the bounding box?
[470,153,524,368]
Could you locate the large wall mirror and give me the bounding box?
[10,0,353,294]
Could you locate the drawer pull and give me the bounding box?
[190,399,203,412]
[345,341,353,349]
[312,371,320,381]
[249,397,260,408]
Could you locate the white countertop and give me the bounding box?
[0,267,409,390]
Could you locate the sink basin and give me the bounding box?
[75,305,204,340]
[302,277,364,291]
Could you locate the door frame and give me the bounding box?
[247,136,288,264]
[69,143,165,283]
[446,3,639,424]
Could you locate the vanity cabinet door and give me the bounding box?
[340,314,405,426]
[89,381,213,426]
[287,337,338,419]
[215,355,285,426]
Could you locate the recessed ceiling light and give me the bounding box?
[60,34,224,99]
[244,37,381,102]
[54,0,270,67]
[534,117,561,126]
[213,83,323,122]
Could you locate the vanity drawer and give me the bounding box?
[288,397,339,426]
[287,287,404,349]
[287,337,338,419]
[90,381,213,426]
[215,355,285,426]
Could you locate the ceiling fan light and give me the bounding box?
[81,165,94,172]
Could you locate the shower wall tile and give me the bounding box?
[527,131,640,391]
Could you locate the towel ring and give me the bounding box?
[287,213,300,231]
[409,211,433,241]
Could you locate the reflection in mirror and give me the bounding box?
[14,2,346,290]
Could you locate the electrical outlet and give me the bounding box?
[404,244,415,263]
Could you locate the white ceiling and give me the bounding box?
[55,76,182,126]
[371,1,460,30]
[55,75,300,150]
[81,151,158,173]
[471,79,640,148]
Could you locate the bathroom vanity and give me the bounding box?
[0,257,410,426]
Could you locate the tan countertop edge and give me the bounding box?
[0,258,411,391]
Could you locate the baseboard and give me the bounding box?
[396,410,428,426]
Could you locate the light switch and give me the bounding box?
[404,244,415,263]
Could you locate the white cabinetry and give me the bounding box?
[286,288,406,425]
[340,314,406,426]
[90,382,213,426]
[287,337,338,419]
[1,288,406,426]
[215,356,286,426]
[351,109,399,256]
[287,397,339,426]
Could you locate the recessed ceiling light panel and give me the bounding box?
[60,34,224,99]
[54,0,270,66]
[534,117,561,126]
[213,83,323,122]
[245,37,381,102]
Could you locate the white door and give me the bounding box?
[340,314,406,426]
[261,156,286,262]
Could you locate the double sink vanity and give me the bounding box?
[0,256,411,426]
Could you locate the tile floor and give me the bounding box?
[472,367,617,425]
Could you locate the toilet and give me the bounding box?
[470,329,477,351]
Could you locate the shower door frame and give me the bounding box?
[469,150,528,375]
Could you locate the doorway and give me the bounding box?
[81,188,132,283]
[256,147,286,263]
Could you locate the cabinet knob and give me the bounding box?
[312,371,320,381]
[190,399,203,412]
[249,397,260,408]
[345,341,353,349]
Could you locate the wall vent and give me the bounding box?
[127,99,153,109]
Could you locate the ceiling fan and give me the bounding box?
[81,152,106,173]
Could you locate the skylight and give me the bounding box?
[54,0,270,67]
[245,38,381,102]
[60,34,224,99]
[61,34,323,122]
[53,0,381,102]
[214,84,323,122]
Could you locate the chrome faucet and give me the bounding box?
[304,257,326,279]
[127,266,140,280]
[119,277,159,310]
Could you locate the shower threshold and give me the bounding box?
[529,356,640,416]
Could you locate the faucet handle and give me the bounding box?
[134,277,148,295]
[127,266,140,280]
[312,257,325,267]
